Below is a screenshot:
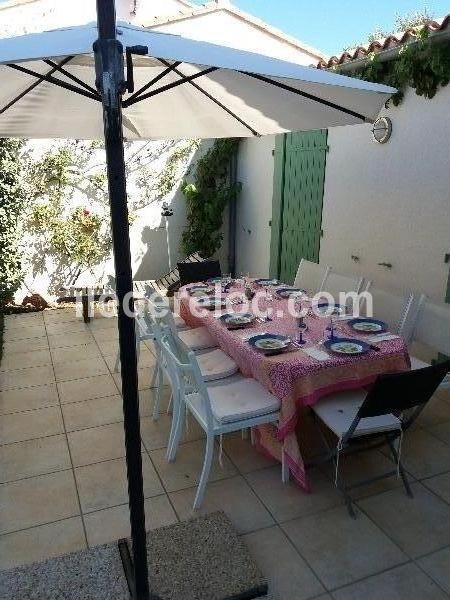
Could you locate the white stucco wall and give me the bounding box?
[235,135,275,277]
[320,86,450,303]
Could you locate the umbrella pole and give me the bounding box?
[94,1,151,598]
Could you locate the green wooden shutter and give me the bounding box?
[275,130,327,284]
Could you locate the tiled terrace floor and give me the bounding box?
[1,308,450,599]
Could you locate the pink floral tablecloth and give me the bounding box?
[179,286,411,491]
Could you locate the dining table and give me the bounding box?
[178,282,411,491]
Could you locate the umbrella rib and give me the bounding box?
[240,71,367,122]
[6,63,101,103]
[43,59,101,98]
[157,59,260,137]
[125,60,182,105]
[0,56,74,115]
[123,66,218,107]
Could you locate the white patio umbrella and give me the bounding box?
[0,3,395,598]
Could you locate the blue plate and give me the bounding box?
[275,287,306,299]
[248,333,290,354]
[315,302,345,315]
[186,285,212,296]
[219,313,255,328]
[324,337,370,355]
[254,278,280,286]
[196,296,226,310]
[347,318,387,334]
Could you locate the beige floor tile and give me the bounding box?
[104,348,156,372]
[281,506,406,590]
[62,395,123,432]
[222,432,277,474]
[51,343,102,365]
[243,526,325,600]
[54,356,109,382]
[45,321,91,336]
[68,421,127,466]
[97,339,120,356]
[417,395,450,428]
[113,366,156,391]
[246,466,343,523]
[87,316,118,331]
[3,337,49,354]
[0,383,58,415]
[358,483,450,558]
[75,454,163,513]
[332,562,447,600]
[0,434,71,483]
[321,449,404,499]
[0,349,52,372]
[388,428,450,479]
[418,547,450,595]
[170,475,274,534]
[84,495,177,547]
[43,309,79,323]
[0,365,55,392]
[3,326,47,342]
[0,406,63,445]
[422,471,450,503]
[0,470,79,534]
[58,373,119,404]
[4,313,44,327]
[0,516,86,570]
[140,413,204,452]
[428,422,450,446]
[150,439,237,493]
[91,328,119,342]
[48,331,94,349]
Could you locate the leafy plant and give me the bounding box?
[0,139,28,306]
[181,139,241,258]
[339,29,450,104]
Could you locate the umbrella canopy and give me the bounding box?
[0,21,395,140]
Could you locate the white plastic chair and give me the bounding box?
[145,311,239,422]
[293,259,330,296]
[363,282,415,337]
[113,285,188,372]
[159,333,286,509]
[408,294,450,389]
[321,269,364,303]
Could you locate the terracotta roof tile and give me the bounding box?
[317,14,450,69]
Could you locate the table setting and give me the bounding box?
[179,278,411,490]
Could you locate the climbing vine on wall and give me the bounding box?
[181,139,241,258]
[0,139,28,306]
[338,28,450,105]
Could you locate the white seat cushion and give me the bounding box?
[410,355,431,370]
[179,326,217,351]
[208,377,280,424]
[313,389,401,438]
[197,349,239,381]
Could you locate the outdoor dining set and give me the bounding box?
[129,258,450,518]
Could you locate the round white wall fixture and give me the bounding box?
[372,116,392,144]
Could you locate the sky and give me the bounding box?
[192,0,449,55]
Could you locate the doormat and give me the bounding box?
[0,512,268,600]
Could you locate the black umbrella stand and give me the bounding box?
[94,1,153,598]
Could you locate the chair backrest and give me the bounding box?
[293,259,330,296]
[363,283,415,336]
[177,260,221,287]
[159,334,214,428]
[411,295,450,356]
[321,269,364,303]
[343,361,450,441]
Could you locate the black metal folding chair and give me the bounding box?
[309,360,450,517]
[177,259,221,287]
